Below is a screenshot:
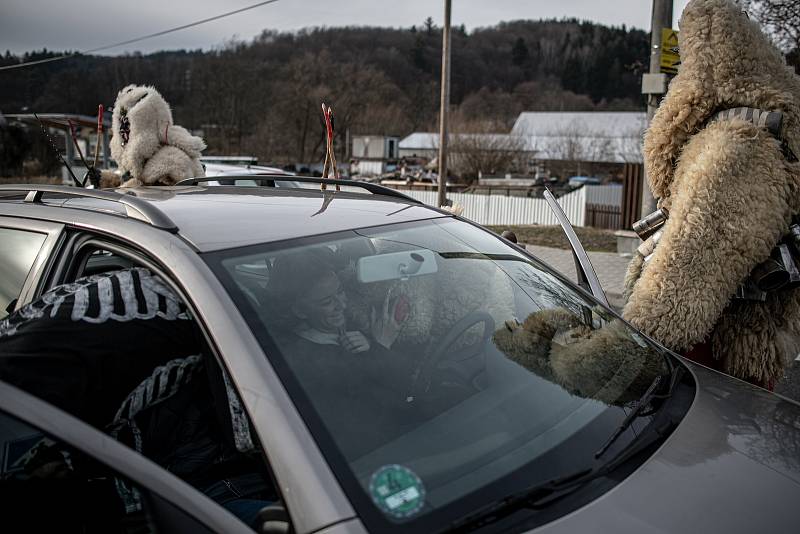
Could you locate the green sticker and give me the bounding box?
[369,464,426,519]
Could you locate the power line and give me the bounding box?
[0,0,281,72]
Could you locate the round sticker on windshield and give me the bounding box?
[369,464,426,519]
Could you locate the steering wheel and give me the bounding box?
[411,310,495,398]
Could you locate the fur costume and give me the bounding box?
[623,0,800,385]
[105,85,205,188]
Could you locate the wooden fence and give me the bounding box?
[585,203,622,230]
[621,163,644,230]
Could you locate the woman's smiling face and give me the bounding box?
[292,271,347,333]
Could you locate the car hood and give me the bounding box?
[535,360,800,533]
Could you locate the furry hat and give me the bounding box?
[624,0,800,385]
[108,85,206,187]
[644,0,800,203]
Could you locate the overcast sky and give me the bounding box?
[1,0,691,56]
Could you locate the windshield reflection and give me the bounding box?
[208,218,669,526]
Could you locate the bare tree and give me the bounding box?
[540,120,614,175]
[450,134,528,180]
[441,118,529,181]
[743,0,800,54]
[244,52,411,165]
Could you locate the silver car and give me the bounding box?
[0,179,798,533]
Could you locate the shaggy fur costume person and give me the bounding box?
[623,0,800,386]
[104,85,205,187]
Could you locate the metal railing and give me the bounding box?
[0,185,179,232]
[175,175,423,205]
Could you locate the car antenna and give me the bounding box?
[320,102,340,191]
[89,104,104,186]
[33,112,84,187]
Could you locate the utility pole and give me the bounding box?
[437,0,452,208]
[640,0,673,217]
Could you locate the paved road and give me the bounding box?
[525,244,630,310]
[525,244,800,402]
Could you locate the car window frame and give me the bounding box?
[0,379,254,534]
[35,229,294,530]
[0,216,64,314]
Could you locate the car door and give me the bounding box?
[0,216,63,318]
[0,379,253,534]
[9,231,296,532]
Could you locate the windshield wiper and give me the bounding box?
[443,366,685,533]
[595,362,684,459]
[593,374,663,459]
[443,467,597,533]
[438,252,528,262]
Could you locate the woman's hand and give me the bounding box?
[339,331,371,354]
[371,292,408,349]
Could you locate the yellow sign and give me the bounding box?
[660,28,680,75]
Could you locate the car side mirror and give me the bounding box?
[258,502,293,534]
[500,230,517,243]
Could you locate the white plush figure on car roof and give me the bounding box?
[105,84,206,188]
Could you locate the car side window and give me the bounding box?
[0,408,219,533]
[5,249,280,530]
[0,227,47,319]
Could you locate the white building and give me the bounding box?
[351,135,400,176]
[399,112,646,165]
[510,111,646,164]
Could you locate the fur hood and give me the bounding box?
[646,0,800,203]
[109,85,206,184]
[624,0,800,385]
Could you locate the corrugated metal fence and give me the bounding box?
[402,187,587,226]
[584,185,623,207]
[583,185,624,230]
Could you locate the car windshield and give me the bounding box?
[205,217,671,530]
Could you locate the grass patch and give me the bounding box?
[487,225,618,253]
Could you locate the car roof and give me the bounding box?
[151,185,442,251]
[0,182,440,252]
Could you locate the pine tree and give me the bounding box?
[512,37,530,66]
[424,17,436,35]
[411,35,427,71]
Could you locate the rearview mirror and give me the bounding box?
[356,249,438,283]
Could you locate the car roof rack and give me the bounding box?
[175,175,424,205]
[0,185,179,233]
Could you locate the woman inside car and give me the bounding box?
[265,248,417,458]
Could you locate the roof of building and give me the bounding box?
[511,111,646,163]
[399,132,537,152]
[510,111,647,138]
[400,112,646,164]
